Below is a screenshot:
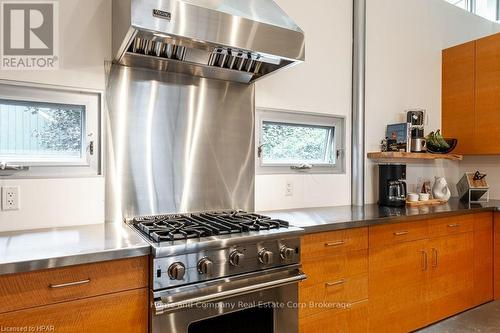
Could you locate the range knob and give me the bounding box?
[197,258,214,275]
[280,246,295,261]
[258,249,274,265]
[229,250,245,266]
[168,262,186,280]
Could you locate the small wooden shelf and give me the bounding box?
[367,152,463,161]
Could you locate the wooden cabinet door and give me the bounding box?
[442,41,476,154]
[495,212,500,300]
[473,213,494,306]
[427,232,474,323]
[475,33,500,154]
[369,239,429,333]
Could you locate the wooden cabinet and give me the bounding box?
[0,256,149,314]
[473,212,494,305]
[427,232,474,323]
[299,228,368,332]
[0,289,148,333]
[442,41,476,154]
[369,238,429,332]
[300,212,494,333]
[0,256,149,333]
[495,212,500,300]
[475,33,500,154]
[367,213,493,333]
[442,33,500,155]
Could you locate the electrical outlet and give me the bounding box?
[2,186,20,211]
[285,181,293,197]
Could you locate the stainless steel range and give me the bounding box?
[108,0,306,331]
[129,211,305,333]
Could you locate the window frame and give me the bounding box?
[0,80,102,178]
[256,108,346,175]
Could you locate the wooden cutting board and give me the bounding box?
[406,199,448,206]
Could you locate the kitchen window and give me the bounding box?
[446,0,500,21]
[256,109,345,174]
[0,82,101,177]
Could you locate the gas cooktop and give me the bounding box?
[132,211,290,242]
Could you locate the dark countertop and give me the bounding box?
[0,223,151,275]
[2,198,497,275]
[261,198,500,234]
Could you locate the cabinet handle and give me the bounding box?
[325,279,346,287]
[421,251,428,271]
[447,224,460,228]
[393,231,409,236]
[432,248,438,268]
[325,240,345,247]
[49,278,91,289]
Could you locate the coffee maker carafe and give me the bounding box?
[379,164,407,207]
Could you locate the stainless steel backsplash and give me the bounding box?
[105,65,255,222]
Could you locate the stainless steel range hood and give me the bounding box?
[112,0,305,83]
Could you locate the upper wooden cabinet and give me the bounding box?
[475,33,500,154]
[442,33,500,155]
[442,41,476,154]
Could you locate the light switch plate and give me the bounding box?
[2,186,20,210]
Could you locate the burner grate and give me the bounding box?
[132,211,288,242]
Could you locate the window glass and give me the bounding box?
[446,0,499,21]
[256,109,345,175]
[261,121,335,165]
[475,0,498,21]
[0,99,85,162]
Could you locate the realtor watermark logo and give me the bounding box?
[0,0,59,70]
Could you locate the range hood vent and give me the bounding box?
[129,37,187,61]
[112,0,305,83]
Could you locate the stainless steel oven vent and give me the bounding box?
[112,0,305,83]
[208,48,263,74]
[129,37,187,61]
[120,35,283,83]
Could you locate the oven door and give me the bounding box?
[151,266,306,333]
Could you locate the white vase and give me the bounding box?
[432,177,451,201]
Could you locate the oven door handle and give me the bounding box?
[154,271,307,315]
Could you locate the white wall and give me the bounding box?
[365,0,500,203]
[0,0,110,231]
[255,0,353,211]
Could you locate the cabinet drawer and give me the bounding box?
[0,288,148,333]
[299,300,368,333]
[428,215,474,238]
[300,274,368,318]
[0,256,149,314]
[301,249,367,287]
[369,220,428,248]
[302,228,368,261]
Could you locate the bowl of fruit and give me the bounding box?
[426,130,457,154]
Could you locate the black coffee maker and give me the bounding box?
[378,164,407,207]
